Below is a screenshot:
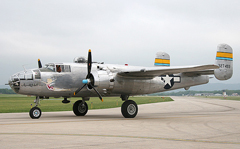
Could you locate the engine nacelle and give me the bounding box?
[214,44,233,80]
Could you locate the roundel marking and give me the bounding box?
[160,75,181,89]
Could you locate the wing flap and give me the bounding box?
[117,64,218,78]
[183,70,215,77]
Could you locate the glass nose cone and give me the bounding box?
[9,74,21,93]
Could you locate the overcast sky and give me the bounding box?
[0,0,239,87]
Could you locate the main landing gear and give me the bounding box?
[73,100,88,116]
[72,96,138,118]
[120,95,138,118]
[121,100,138,118]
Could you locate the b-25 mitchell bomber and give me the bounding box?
[8,44,233,119]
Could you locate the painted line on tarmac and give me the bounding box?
[0,132,240,145]
[0,115,210,126]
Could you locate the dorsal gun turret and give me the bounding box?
[74,57,87,63]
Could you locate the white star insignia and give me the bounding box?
[162,75,173,86]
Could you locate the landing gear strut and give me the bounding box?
[29,96,42,119]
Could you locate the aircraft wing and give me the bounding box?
[117,64,218,78]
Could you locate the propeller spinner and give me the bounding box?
[74,50,103,102]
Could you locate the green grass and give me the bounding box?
[199,96,240,101]
[0,95,173,113]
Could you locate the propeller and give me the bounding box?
[74,49,103,102]
[38,59,42,68]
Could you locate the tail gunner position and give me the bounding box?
[8,44,233,119]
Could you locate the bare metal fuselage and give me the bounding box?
[7,44,233,119]
[9,63,209,98]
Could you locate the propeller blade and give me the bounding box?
[38,59,42,68]
[74,49,103,102]
[74,84,87,96]
[89,84,103,102]
[87,49,92,78]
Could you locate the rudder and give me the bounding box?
[214,44,233,80]
[154,52,170,67]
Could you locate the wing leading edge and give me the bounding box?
[117,64,219,78]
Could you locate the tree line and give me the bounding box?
[0,89,16,94]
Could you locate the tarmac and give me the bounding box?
[0,96,240,148]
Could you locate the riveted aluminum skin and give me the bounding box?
[8,43,233,99]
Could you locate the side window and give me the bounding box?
[57,65,71,72]
[25,73,33,80]
[19,73,25,80]
[25,70,33,80]
[33,70,41,79]
[63,65,71,72]
[56,65,62,73]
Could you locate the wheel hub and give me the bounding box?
[78,104,86,113]
[33,109,40,117]
[127,104,136,115]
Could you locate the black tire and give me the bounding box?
[29,107,42,119]
[121,100,138,118]
[73,100,88,116]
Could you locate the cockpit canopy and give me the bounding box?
[40,63,71,72]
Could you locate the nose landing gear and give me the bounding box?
[29,96,42,119]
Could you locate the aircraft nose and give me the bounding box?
[9,73,21,93]
[9,70,35,93]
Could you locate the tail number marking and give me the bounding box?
[218,64,231,69]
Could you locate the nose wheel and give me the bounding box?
[29,107,42,119]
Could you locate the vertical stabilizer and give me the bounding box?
[214,44,233,80]
[154,52,170,66]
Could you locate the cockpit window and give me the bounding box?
[46,64,55,72]
[39,64,71,72]
[40,64,55,72]
[56,65,71,72]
